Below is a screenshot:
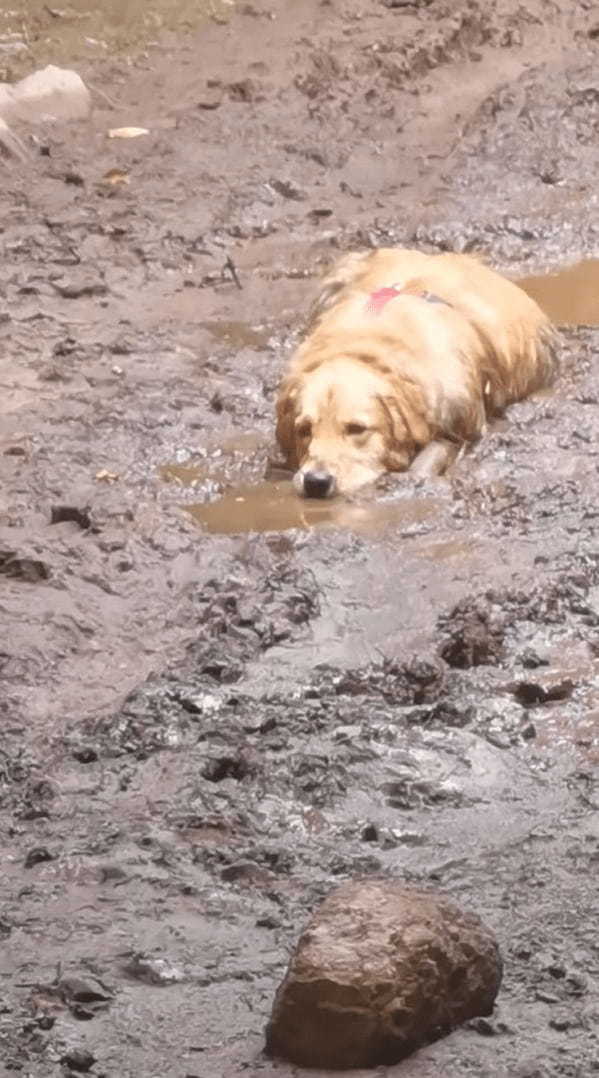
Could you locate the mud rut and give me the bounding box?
[2,1,599,1075]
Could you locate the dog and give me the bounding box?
[275,247,557,498]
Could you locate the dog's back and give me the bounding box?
[305,248,557,418]
[277,247,559,495]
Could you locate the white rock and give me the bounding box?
[0,65,91,156]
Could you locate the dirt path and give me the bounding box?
[1,1,599,1075]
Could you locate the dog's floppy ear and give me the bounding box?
[378,390,431,472]
[275,375,301,468]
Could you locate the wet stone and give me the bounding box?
[266,879,502,1069]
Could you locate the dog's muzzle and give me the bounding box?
[298,469,336,499]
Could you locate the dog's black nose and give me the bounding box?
[302,470,334,498]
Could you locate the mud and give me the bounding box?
[2,1,599,1075]
[0,1,226,80]
[188,481,443,535]
[520,260,599,327]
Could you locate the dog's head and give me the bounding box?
[276,356,430,497]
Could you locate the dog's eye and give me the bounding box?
[345,422,368,436]
[296,420,312,439]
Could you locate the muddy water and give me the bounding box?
[519,259,599,326]
[201,321,272,350]
[0,0,228,75]
[187,480,443,535]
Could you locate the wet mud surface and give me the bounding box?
[2,1,599,1075]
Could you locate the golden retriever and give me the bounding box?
[275,247,557,498]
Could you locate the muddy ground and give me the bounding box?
[2,1,599,1075]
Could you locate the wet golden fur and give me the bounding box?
[276,247,557,495]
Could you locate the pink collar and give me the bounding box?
[365,282,451,316]
[365,283,404,315]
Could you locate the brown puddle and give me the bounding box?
[200,321,272,350]
[519,259,599,326]
[186,481,443,536]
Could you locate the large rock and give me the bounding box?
[0,65,91,158]
[0,65,91,126]
[266,879,502,1069]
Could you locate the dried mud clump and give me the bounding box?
[266,879,502,1069]
[312,655,445,704]
[439,596,506,668]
